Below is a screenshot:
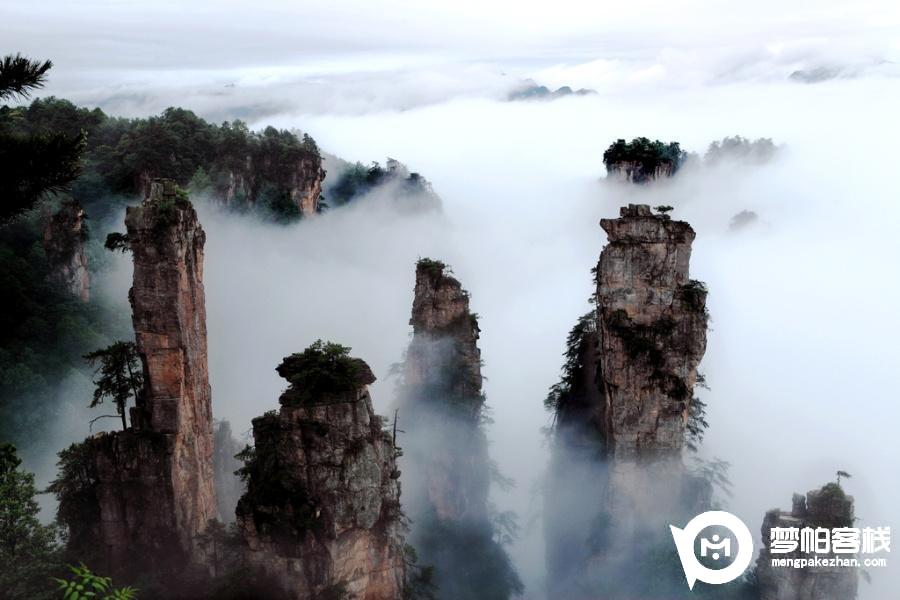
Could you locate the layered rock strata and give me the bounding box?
[398,259,521,599]
[545,204,710,596]
[61,180,216,585]
[236,344,406,599]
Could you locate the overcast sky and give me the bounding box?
[6,3,900,598]
[3,0,899,117]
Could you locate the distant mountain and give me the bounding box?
[507,81,597,101]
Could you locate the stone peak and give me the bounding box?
[276,341,375,407]
[146,178,181,203]
[601,204,695,244]
[620,203,654,217]
[411,258,476,336]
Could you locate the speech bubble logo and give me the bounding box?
[670,511,754,590]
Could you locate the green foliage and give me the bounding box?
[0,443,63,599]
[679,280,708,314]
[0,131,86,222]
[82,341,143,430]
[705,136,777,165]
[0,212,124,452]
[326,159,436,207]
[489,505,521,547]
[402,544,438,600]
[258,184,300,223]
[411,509,523,600]
[545,311,597,414]
[3,98,323,225]
[820,481,848,502]
[605,309,667,368]
[602,137,685,181]
[691,456,734,502]
[275,340,371,406]
[415,257,448,281]
[234,419,319,544]
[46,441,100,565]
[0,54,53,101]
[102,233,130,253]
[0,55,86,222]
[53,563,137,599]
[686,396,709,452]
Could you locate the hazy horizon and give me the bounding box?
[3,1,899,598]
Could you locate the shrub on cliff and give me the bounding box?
[276,340,374,406]
[544,311,596,414]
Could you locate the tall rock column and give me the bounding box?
[545,204,710,597]
[57,180,216,588]
[290,151,325,217]
[757,484,858,600]
[398,259,521,600]
[236,341,405,600]
[42,199,90,302]
[596,203,707,457]
[126,179,216,548]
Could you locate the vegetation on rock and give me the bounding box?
[82,341,143,430]
[326,159,437,208]
[544,311,596,414]
[276,340,374,406]
[603,137,685,178]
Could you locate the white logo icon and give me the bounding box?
[670,511,754,590]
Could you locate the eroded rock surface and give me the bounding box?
[236,343,405,599]
[60,181,216,587]
[545,204,710,597]
[596,203,708,456]
[757,484,858,600]
[607,160,675,183]
[398,259,521,599]
[42,199,90,301]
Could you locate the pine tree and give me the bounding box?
[0,443,61,599]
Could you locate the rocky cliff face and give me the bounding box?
[288,152,325,217]
[61,180,216,587]
[757,484,858,600]
[545,204,709,597]
[399,259,521,599]
[596,203,707,457]
[607,160,675,183]
[42,199,90,302]
[402,260,487,522]
[236,343,405,600]
[137,148,325,217]
[214,149,325,216]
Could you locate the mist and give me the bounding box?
[7,6,900,594]
[165,78,895,598]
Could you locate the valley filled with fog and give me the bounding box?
[4,0,899,597]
